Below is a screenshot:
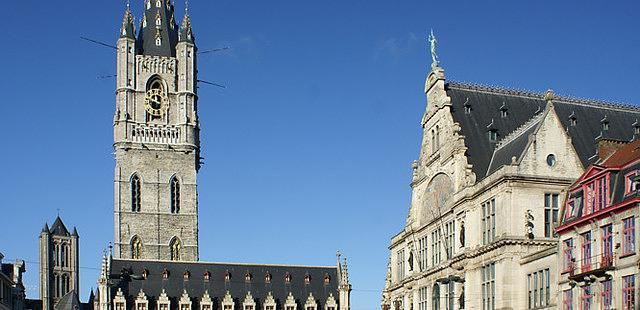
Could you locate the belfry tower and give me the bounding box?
[113,0,200,261]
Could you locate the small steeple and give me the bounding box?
[120,2,136,39]
[42,223,50,234]
[137,0,179,56]
[72,227,79,237]
[179,1,194,43]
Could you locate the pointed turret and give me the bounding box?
[179,8,194,43]
[120,5,136,39]
[42,223,50,234]
[72,227,79,237]
[137,0,179,56]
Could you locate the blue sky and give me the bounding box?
[1,1,639,310]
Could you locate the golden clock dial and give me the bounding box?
[144,89,168,116]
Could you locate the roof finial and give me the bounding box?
[185,0,189,15]
[429,29,440,69]
[126,0,130,10]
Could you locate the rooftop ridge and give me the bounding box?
[113,258,336,269]
[448,81,640,112]
[495,112,544,150]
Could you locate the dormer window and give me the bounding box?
[162,268,170,279]
[265,272,272,283]
[142,269,149,279]
[633,120,640,135]
[146,1,151,9]
[304,274,311,285]
[156,18,162,27]
[570,117,577,127]
[224,271,231,282]
[203,271,210,282]
[155,37,162,46]
[465,105,472,114]
[156,0,162,7]
[500,102,508,118]
[284,273,292,284]
[601,116,609,131]
[245,272,253,282]
[183,271,190,281]
[488,130,498,142]
[323,274,331,285]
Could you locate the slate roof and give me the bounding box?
[446,82,640,181]
[137,1,179,57]
[50,216,71,236]
[109,259,339,310]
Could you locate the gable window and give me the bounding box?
[481,262,495,310]
[602,121,609,131]
[580,231,592,272]
[624,171,639,195]
[482,198,496,244]
[622,275,635,310]
[562,238,573,273]
[170,177,180,214]
[570,117,577,126]
[131,174,141,212]
[131,236,142,259]
[544,194,559,237]
[465,105,472,114]
[170,237,181,261]
[622,217,636,255]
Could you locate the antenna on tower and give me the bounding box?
[185,0,189,14]
[198,46,231,55]
[126,0,130,10]
[197,79,226,89]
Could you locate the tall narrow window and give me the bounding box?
[170,237,181,261]
[622,217,635,255]
[563,289,573,310]
[482,262,495,310]
[544,194,559,237]
[170,177,181,214]
[563,238,574,273]
[581,285,591,310]
[601,224,613,267]
[418,287,428,310]
[482,198,496,244]
[435,125,440,150]
[581,231,592,272]
[60,244,67,268]
[131,174,141,212]
[131,236,142,259]
[601,280,612,310]
[432,284,440,310]
[622,275,635,310]
[396,249,405,282]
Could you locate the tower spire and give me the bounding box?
[120,1,136,39]
[179,0,194,43]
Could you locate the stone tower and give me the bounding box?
[39,217,80,310]
[113,0,200,261]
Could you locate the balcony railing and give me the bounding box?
[568,253,615,281]
[130,124,181,144]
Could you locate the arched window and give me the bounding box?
[53,242,60,267]
[170,177,180,214]
[435,125,440,149]
[131,174,141,212]
[432,283,440,310]
[170,237,181,261]
[62,274,70,296]
[131,236,142,259]
[60,243,67,268]
[54,273,60,298]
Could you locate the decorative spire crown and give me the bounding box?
[428,29,440,69]
[120,4,136,39]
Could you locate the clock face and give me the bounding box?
[144,88,168,116]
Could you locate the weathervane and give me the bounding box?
[429,29,439,68]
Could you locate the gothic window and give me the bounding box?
[156,36,162,47]
[131,174,141,212]
[245,272,252,282]
[53,242,60,267]
[265,272,272,283]
[304,274,311,284]
[60,243,66,267]
[170,177,181,214]
[284,272,292,284]
[131,236,142,259]
[170,238,181,261]
[156,0,162,7]
[61,274,70,296]
[53,273,60,298]
[203,271,210,282]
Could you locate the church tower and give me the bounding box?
[39,217,80,310]
[113,0,200,261]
